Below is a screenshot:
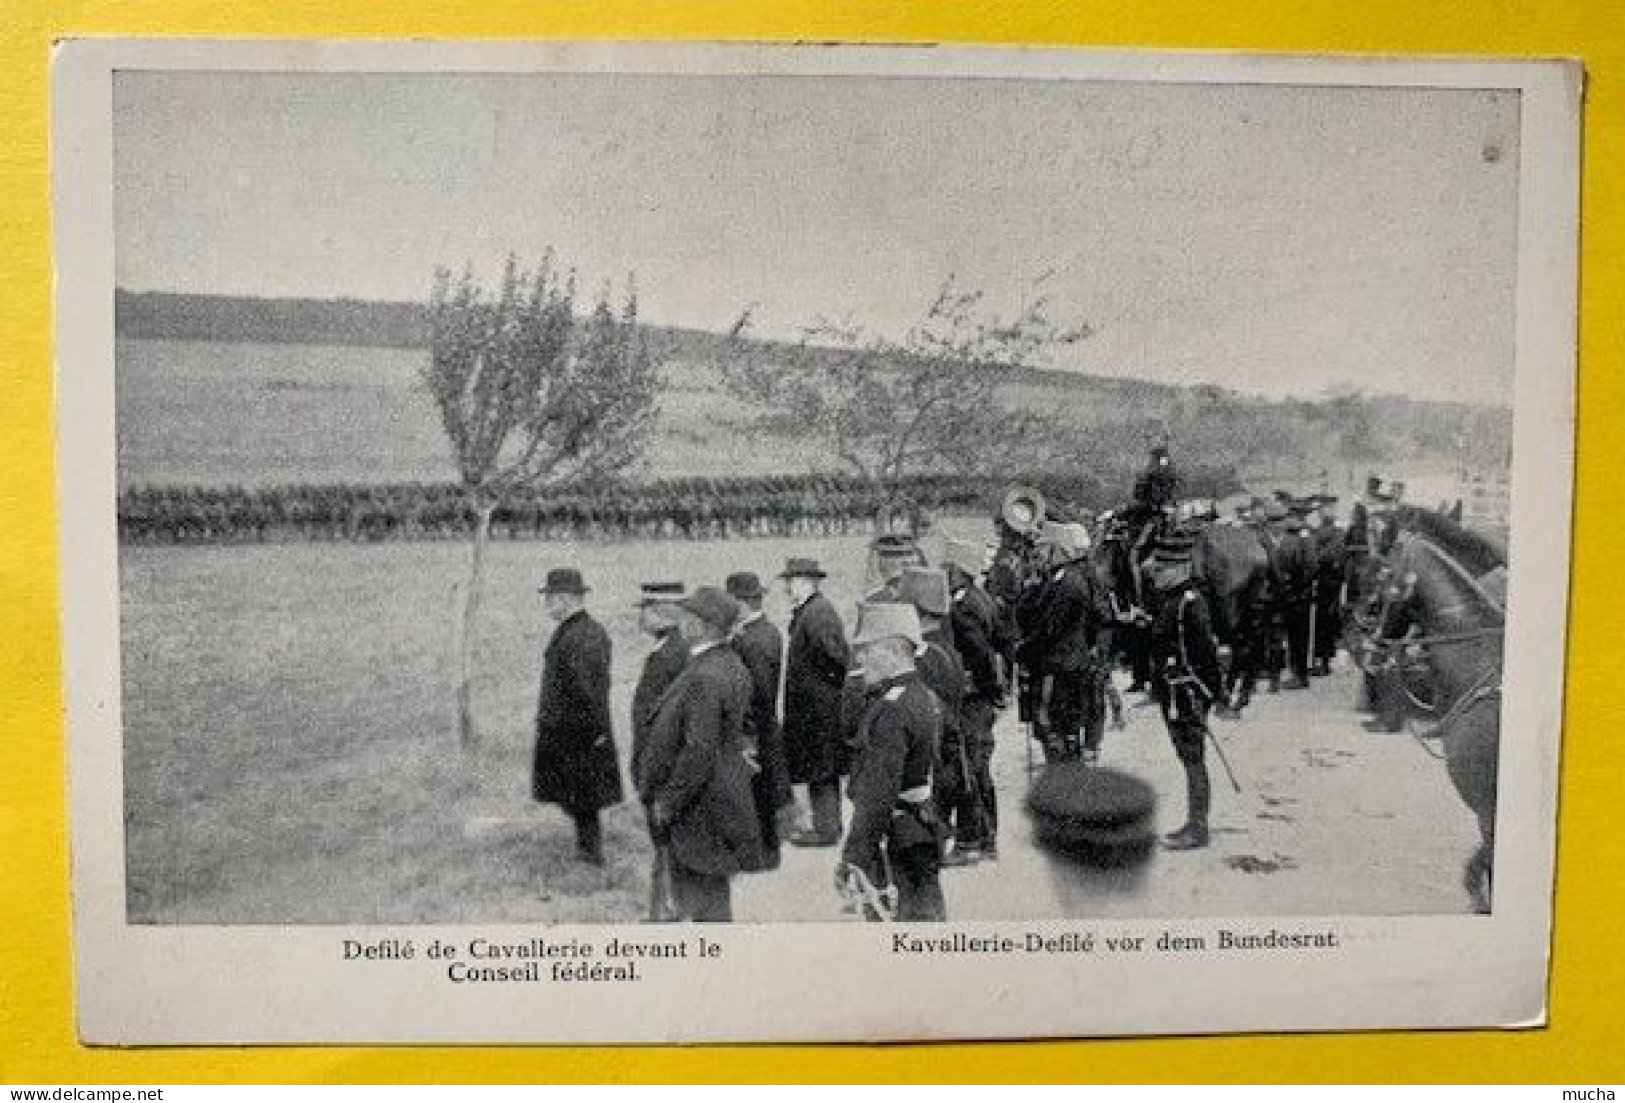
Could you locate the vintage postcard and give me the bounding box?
[53,39,1579,1043]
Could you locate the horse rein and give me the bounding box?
[1407,664,1502,761]
[1374,626,1504,651]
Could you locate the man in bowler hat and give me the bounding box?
[631,581,690,794]
[726,571,792,869]
[780,557,851,845]
[639,587,765,921]
[532,568,622,866]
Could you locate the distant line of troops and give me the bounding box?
[117,473,1116,545]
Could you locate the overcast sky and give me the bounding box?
[114,72,1519,404]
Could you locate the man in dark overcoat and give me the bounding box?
[1310,502,1346,676]
[1274,504,1316,690]
[631,581,690,794]
[1344,500,1373,610]
[726,571,792,870]
[640,587,765,921]
[780,557,851,846]
[1228,501,1285,710]
[532,568,622,866]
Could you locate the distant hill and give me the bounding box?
[115,289,1514,486]
[116,288,1188,400]
[115,288,783,363]
[117,290,428,349]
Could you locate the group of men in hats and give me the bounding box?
[526,462,1404,918]
[527,542,1012,922]
[531,566,786,922]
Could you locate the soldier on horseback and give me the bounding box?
[1133,444,1181,514]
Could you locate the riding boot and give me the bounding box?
[1164,765,1211,850]
[1189,763,1211,830]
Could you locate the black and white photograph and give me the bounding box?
[54,40,1578,1043]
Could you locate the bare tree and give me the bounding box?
[427,254,659,748]
[718,278,1089,498]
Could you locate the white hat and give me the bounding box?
[1041,521,1091,557]
[941,539,984,578]
[851,602,924,648]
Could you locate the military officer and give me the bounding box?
[1148,534,1225,851]
[836,603,947,922]
[1344,500,1373,610]
[1133,444,1182,513]
[942,538,1005,859]
[897,567,977,865]
[1227,500,1285,711]
[1310,499,1347,676]
[1362,569,1426,733]
[1274,501,1316,690]
[1018,522,1111,764]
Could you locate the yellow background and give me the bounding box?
[2,0,1616,1084]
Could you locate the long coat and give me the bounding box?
[532,610,624,814]
[783,591,850,784]
[638,644,765,877]
[631,630,689,792]
[950,580,1005,705]
[916,632,964,747]
[732,613,792,864]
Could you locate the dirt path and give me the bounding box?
[734,664,1480,921]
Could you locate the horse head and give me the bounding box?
[1388,507,1507,909]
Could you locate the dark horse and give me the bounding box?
[1189,519,1273,653]
[1380,507,1506,912]
[1094,505,1270,650]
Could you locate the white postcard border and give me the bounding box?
[52,38,1580,1045]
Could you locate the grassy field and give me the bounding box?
[114,337,1178,487]
[116,338,833,486]
[118,336,1502,491]
[120,521,985,924]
